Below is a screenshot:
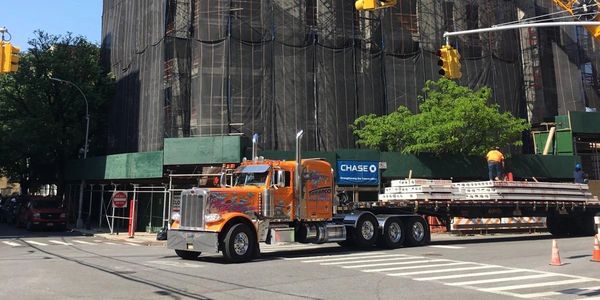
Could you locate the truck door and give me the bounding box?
[272,169,293,219]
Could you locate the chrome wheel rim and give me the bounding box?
[361,220,375,240]
[411,221,425,241]
[233,232,249,255]
[388,222,402,243]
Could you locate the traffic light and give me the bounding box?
[436,46,450,77]
[355,0,396,11]
[447,47,462,79]
[436,45,462,79]
[1,42,20,73]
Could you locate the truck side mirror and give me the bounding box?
[276,170,286,188]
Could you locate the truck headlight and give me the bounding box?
[171,212,181,222]
[205,213,222,223]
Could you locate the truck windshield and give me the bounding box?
[233,172,269,186]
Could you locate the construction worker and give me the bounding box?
[574,163,588,184]
[486,147,505,181]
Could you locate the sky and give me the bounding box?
[1,0,102,51]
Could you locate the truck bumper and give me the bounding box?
[167,230,219,253]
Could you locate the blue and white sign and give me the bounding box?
[336,160,379,185]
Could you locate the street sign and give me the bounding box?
[111,191,128,208]
[336,160,379,185]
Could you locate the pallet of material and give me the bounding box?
[379,193,454,201]
[384,186,454,194]
[453,181,588,190]
[461,187,593,196]
[391,179,452,187]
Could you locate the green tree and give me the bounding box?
[0,31,113,196]
[351,78,530,155]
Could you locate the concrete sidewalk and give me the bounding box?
[74,228,167,247]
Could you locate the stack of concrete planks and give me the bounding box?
[379,179,599,203]
[452,181,598,202]
[379,179,454,201]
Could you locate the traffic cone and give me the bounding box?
[550,239,564,266]
[592,235,600,263]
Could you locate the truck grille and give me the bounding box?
[179,188,207,230]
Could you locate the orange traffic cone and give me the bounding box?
[550,239,564,266]
[592,235,600,263]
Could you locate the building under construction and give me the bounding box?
[101,0,600,153]
[61,0,600,233]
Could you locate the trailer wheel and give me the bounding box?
[405,217,430,247]
[378,218,405,249]
[223,223,256,263]
[175,250,200,260]
[352,214,378,248]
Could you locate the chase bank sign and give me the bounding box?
[336,160,379,185]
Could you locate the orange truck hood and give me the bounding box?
[205,186,262,217]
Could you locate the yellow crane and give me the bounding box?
[553,0,600,38]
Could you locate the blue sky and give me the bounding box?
[1,0,102,51]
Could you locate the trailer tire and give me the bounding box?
[175,250,200,260]
[378,218,405,249]
[352,214,379,248]
[223,223,255,263]
[405,217,430,247]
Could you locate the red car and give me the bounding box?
[17,197,67,231]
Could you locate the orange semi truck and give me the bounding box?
[168,131,428,262]
[168,131,600,263]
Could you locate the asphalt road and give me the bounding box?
[1,224,599,300]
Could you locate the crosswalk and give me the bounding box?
[285,251,600,299]
[2,239,143,248]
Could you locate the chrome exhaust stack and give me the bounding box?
[252,133,259,161]
[295,130,304,212]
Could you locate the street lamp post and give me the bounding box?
[50,77,89,229]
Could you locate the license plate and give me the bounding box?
[186,243,194,250]
[47,223,54,226]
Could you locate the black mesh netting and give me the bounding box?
[102,0,600,153]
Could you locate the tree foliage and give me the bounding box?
[0,31,113,195]
[351,78,530,155]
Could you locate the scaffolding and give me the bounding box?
[102,0,600,153]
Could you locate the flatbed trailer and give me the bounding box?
[353,180,600,236]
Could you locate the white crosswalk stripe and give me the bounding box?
[24,240,48,246]
[414,269,523,281]
[289,250,600,299]
[428,245,465,249]
[2,239,149,247]
[123,242,140,246]
[446,273,557,286]
[2,241,22,247]
[49,240,73,245]
[73,240,97,245]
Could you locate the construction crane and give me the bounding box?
[553,0,600,38]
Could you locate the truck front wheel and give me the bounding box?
[405,217,430,247]
[223,223,256,263]
[175,250,200,260]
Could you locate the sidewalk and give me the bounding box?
[74,227,167,247]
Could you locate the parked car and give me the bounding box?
[17,196,67,231]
